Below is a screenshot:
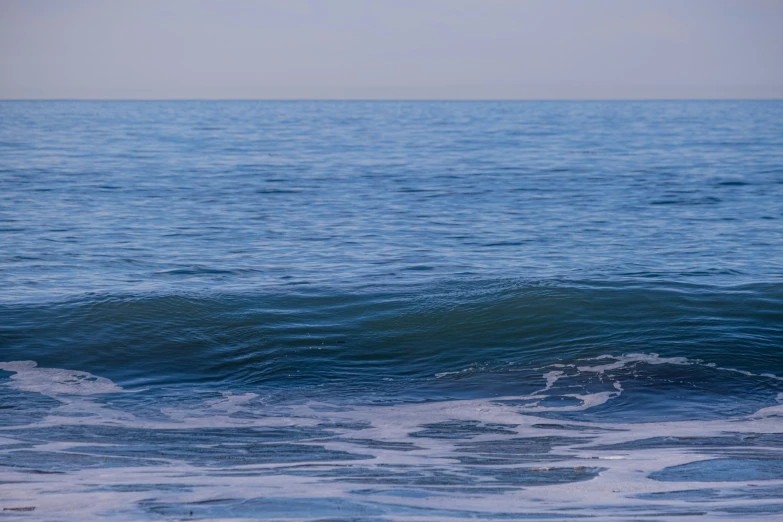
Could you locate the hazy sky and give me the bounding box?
[1,0,782,99]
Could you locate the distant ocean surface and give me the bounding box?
[2,100,783,520]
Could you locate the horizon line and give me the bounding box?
[2,97,782,102]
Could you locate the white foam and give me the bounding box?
[205,391,259,411]
[434,370,462,379]
[517,390,621,412]
[577,353,690,373]
[5,355,783,520]
[0,360,124,398]
[541,370,564,391]
[5,393,783,521]
[434,365,480,379]
[751,402,783,418]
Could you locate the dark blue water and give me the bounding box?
[2,101,783,520]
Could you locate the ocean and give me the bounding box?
[1,100,783,520]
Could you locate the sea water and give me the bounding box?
[1,100,783,520]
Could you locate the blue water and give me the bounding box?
[1,101,783,520]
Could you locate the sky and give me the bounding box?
[1,0,782,99]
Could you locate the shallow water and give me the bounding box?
[2,101,783,520]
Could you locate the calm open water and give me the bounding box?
[2,100,783,520]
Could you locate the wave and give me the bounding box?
[2,281,783,519]
[1,279,782,392]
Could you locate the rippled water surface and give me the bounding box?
[1,101,783,520]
